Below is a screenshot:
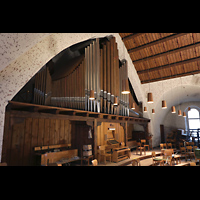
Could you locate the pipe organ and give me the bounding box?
[34,36,137,116]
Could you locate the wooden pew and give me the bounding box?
[40,149,79,166]
[34,144,78,166]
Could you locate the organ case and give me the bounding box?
[33,36,138,117]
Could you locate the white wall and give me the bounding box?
[142,74,200,147]
[163,101,200,141]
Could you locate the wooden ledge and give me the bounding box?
[7,101,150,124]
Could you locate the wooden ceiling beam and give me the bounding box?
[128,33,188,54]
[141,69,200,84]
[137,56,200,75]
[122,33,144,42]
[132,41,200,64]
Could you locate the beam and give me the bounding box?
[141,69,200,84]
[132,41,200,64]
[137,56,200,75]
[8,101,150,124]
[122,33,143,42]
[128,33,188,54]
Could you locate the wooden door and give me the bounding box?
[160,124,165,143]
[71,121,94,157]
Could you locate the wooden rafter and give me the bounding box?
[127,33,188,54]
[141,69,200,84]
[132,41,200,64]
[137,56,200,75]
[119,33,200,84]
[122,33,144,41]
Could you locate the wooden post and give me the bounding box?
[125,121,128,146]
[94,119,98,159]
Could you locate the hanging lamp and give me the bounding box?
[171,106,176,113]
[131,102,135,110]
[162,100,167,109]
[114,97,118,106]
[89,90,95,100]
[147,92,153,103]
[152,109,155,114]
[144,107,147,112]
[121,79,130,94]
[178,78,183,116]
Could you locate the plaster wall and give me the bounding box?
[142,74,200,147]
[163,101,200,141]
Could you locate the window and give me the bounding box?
[186,107,200,141]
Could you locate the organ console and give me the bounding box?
[33,36,138,117]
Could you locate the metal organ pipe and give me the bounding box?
[34,36,133,117]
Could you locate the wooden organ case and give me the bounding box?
[105,126,130,163]
[33,36,140,117]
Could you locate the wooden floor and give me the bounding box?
[97,148,198,166]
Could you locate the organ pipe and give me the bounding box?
[34,36,136,116]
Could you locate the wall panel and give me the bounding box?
[2,111,71,166]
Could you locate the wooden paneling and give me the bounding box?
[2,111,71,166]
[119,33,200,84]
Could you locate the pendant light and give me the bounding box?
[162,100,167,109]
[122,79,130,94]
[183,112,186,117]
[147,92,153,103]
[171,106,176,113]
[145,45,154,104]
[152,109,155,114]
[114,97,118,106]
[168,49,176,114]
[89,90,95,100]
[144,106,147,112]
[161,79,167,109]
[131,102,135,110]
[121,59,130,95]
[178,78,182,116]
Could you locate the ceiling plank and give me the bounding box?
[132,41,200,64]
[137,56,200,75]
[141,69,200,84]
[122,33,144,42]
[128,33,188,54]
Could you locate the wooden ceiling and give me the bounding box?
[119,33,200,84]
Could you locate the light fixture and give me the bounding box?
[121,79,130,94]
[188,107,191,111]
[178,110,182,116]
[89,90,95,100]
[152,109,155,114]
[162,100,167,109]
[147,92,153,103]
[144,107,147,112]
[171,106,176,113]
[114,97,118,106]
[183,112,186,117]
[131,102,135,110]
